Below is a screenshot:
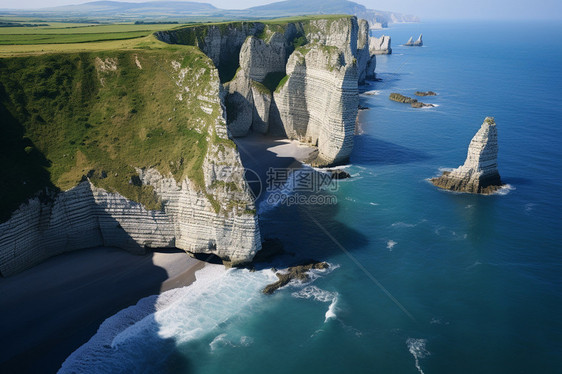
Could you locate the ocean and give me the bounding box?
[61,21,562,373]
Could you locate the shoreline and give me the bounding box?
[0,246,204,373]
[0,132,312,373]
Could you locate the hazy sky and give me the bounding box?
[0,0,560,20]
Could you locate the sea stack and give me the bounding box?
[431,117,504,194]
[405,34,423,46]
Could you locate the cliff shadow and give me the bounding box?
[0,91,58,224]
[362,71,408,92]
[0,206,195,373]
[500,176,532,186]
[352,134,431,166]
[234,132,370,269]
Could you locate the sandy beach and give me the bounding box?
[0,131,312,373]
[235,132,316,185]
[0,247,203,373]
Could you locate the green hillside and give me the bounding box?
[0,46,230,222]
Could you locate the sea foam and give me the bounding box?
[406,338,430,374]
[292,285,339,322]
[60,266,276,373]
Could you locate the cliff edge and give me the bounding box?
[156,16,379,166]
[0,50,260,276]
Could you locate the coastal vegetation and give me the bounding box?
[0,14,350,222]
[0,43,227,221]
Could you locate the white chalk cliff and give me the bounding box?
[369,35,392,55]
[431,117,504,194]
[0,53,260,276]
[1,17,382,276]
[158,17,378,166]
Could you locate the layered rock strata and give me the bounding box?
[273,46,359,165]
[0,53,260,276]
[431,117,504,194]
[157,16,379,166]
[369,35,392,55]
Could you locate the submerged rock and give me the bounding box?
[263,261,329,294]
[329,169,351,179]
[389,92,414,103]
[389,93,434,108]
[415,91,437,97]
[431,117,504,194]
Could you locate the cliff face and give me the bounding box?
[431,117,503,194]
[0,16,379,276]
[273,46,358,165]
[0,50,260,276]
[158,16,378,166]
[370,35,392,55]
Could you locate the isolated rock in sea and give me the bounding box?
[369,35,392,54]
[329,169,351,179]
[431,117,504,194]
[389,93,434,108]
[405,34,423,46]
[263,261,329,294]
[415,91,437,97]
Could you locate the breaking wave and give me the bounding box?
[60,266,276,373]
[292,285,339,323]
[495,184,515,195]
[406,338,430,374]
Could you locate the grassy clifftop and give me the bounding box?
[0,46,230,222]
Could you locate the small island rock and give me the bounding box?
[415,91,437,97]
[263,261,329,294]
[431,117,504,194]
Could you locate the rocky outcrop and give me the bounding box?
[239,34,288,82]
[389,93,434,108]
[369,35,392,55]
[263,261,329,294]
[356,19,372,84]
[224,69,254,137]
[405,34,423,46]
[431,117,504,194]
[329,169,351,179]
[415,91,437,96]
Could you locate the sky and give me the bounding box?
[0,0,561,20]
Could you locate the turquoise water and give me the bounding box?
[62,21,561,373]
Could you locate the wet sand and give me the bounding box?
[0,247,203,373]
[0,132,314,373]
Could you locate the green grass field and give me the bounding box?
[0,47,230,221]
[0,22,182,49]
[0,15,347,220]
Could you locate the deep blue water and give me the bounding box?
[63,21,562,373]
